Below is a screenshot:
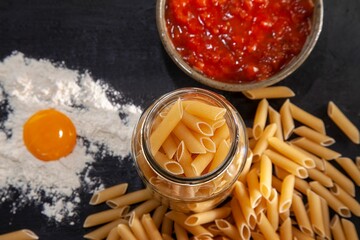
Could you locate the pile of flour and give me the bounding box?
[0,52,142,223]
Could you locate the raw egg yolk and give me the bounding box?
[23,109,77,161]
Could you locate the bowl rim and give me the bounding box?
[156,0,324,92]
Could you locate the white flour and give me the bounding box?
[0,52,142,223]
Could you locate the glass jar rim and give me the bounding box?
[140,87,248,185]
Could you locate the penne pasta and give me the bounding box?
[266,189,279,231]
[185,206,231,226]
[268,106,284,141]
[233,181,257,229]
[154,151,184,175]
[292,227,315,240]
[341,218,359,240]
[291,137,341,160]
[83,206,130,228]
[161,215,173,236]
[176,141,197,177]
[152,205,168,229]
[191,152,215,176]
[84,218,127,240]
[320,197,331,240]
[279,218,292,240]
[0,229,38,240]
[161,134,178,159]
[192,132,216,153]
[106,188,152,209]
[116,223,137,240]
[309,181,351,217]
[252,232,266,240]
[129,212,150,240]
[335,157,360,186]
[141,213,163,240]
[323,160,355,197]
[208,139,230,172]
[246,168,263,208]
[268,137,315,168]
[130,198,161,219]
[280,99,295,140]
[307,168,333,188]
[289,143,325,171]
[106,227,120,240]
[292,194,313,237]
[256,212,280,240]
[181,110,214,136]
[293,126,335,146]
[173,122,206,154]
[211,124,230,147]
[184,100,226,121]
[289,101,326,134]
[279,174,295,213]
[259,154,273,199]
[307,190,325,238]
[90,183,128,205]
[252,123,277,162]
[327,101,360,144]
[215,219,242,240]
[230,198,251,240]
[330,215,346,240]
[330,183,360,216]
[174,222,189,240]
[150,98,183,155]
[253,98,269,140]
[242,86,295,100]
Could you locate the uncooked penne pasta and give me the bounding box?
[328,101,360,144]
[233,181,257,229]
[182,111,214,136]
[264,149,308,179]
[173,122,206,154]
[253,98,269,140]
[215,219,241,240]
[266,189,279,231]
[184,100,226,121]
[279,174,295,213]
[293,126,335,146]
[90,183,128,205]
[330,183,360,216]
[243,86,295,99]
[211,124,230,147]
[289,143,325,171]
[309,181,351,217]
[292,194,313,237]
[320,197,331,240]
[141,213,163,240]
[130,198,161,218]
[165,211,213,237]
[152,205,168,229]
[341,218,359,240]
[185,206,231,226]
[323,160,355,197]
[291,137,341,160]
[289,101,326,134]
[252,232,266,240]
[268,106,284,141]
[129,212,150,240]
[176,141,196,177]
[192,132,216,153]
[106,227,120,240]
[150,98,183,155]
[292,227,315,240]
[252,123,277,162]
[0,229,38,240]
[83,206,130,228]
[280,99,295,140]
[208,139,230,171]
[191,152,215,176]
[259,154,273,199]
[330,215,346,240]
[106,188,152,209]
[161,215,173,236]
[268,137,315,168]
[174,222,189,240]
[116,224,137,240]
[335,157,360,186]
[246,168,262,208]
[256,212,280,240]
[279,218,292,240]
[230,198,251,240]
[84,218,127,240]
[161,134,178,159]
[307,190,325,238]
[154,151,184,175]
[307,168,333,188]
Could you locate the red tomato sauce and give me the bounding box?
[165,0,314,83]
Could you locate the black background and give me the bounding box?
[0,0,359,239]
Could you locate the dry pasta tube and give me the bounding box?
[335,157,360,186]
[279,218,292,240]
[341,218,359,240]
[0,229,38,240]
[211,124,230,147]
[154,151,184,175]
[289,101,326,134]
[208,139,230,172]
[230,198,251,240]
[328,101,360,144]
[319,197,331,240]
[161,215,173,236]
[252,123,277,162]
[323,160,355,197]
[251,232,266,240]
[293,126,335,146]
[291,137,341,160]
[292,194,313,237]
[185,206,231,226]
[181,110,214,136]
[268,106,284,141]
[84,218,127,240]
[330,183,360,216]
[289,143,325,171]
[83,206,130,228]
[141,213,163,240]
[238,150,253,183]
[152,205,168,229]
[106,227,120,240]
[90,183,128,205]
[106,188,152,209]
[165,211,213,238]
[279,174,295,213]
[268,137,315,168]
[246,168,262,208]
[184,100,226,121]
[256,212,280,240]
[128,212,149,240]
[309,181,351,217]
[215,219,242,240]
[173,122,206,154]
[233,181,257,229]
[161,134,178,159]
[191,152,215,176]
[307,189,326,238]
[266,188,279,231]
[330,215,346,240]
[259,154,272,199]
[150,98,183,155]
[174,222,189,240]
[242,86,295,99]
[307,168,333,188]
[292,227,315,240]
[116,223,137,240]
[280,99,295,140]
[253,98,269,140]
[176,141,197,177]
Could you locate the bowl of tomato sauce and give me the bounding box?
[156,0,323,91]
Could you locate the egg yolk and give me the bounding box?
[23,109,77,161]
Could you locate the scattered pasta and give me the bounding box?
[0,229,38,240]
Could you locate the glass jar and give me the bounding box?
[131,88,249,213]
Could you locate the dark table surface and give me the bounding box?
[0,0,359,239]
